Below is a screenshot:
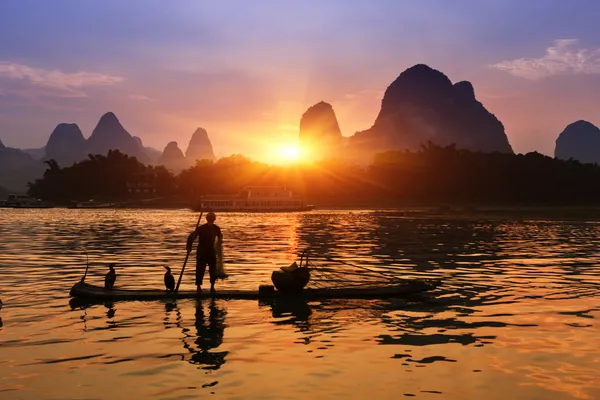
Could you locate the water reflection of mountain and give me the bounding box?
[169,299,228,371]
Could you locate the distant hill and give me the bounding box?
[133,136,162,164]
[87,112,150,164]
[0,145,45,192]
[45,123,87,167]
[158,141,189,172]
[159,128,217,172]
[0,112,216,190]
[185,128,215,163]
[23,147,45,160]
[299,101,343,160]
[555,120,600,164]
[39,117,161,168]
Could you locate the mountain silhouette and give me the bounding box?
[23,147,45,160]
[0,144,45,192]
[133,135,162,164]
[347,64,513,160]
[87,112,150,164]
[299,101,343,159]
[45,123,87,166]
[185,128,215,163]
[158,141,189,172]
[555,120,600,164]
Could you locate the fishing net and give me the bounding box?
[214,237,228,280]
[298,253,408,290]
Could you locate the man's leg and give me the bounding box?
[208,255,217,292]
[196,256,207,291]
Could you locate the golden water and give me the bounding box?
[0,209,598,399]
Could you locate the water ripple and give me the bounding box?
[0,209,599,399]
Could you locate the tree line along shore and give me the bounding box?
[23,143,600,212]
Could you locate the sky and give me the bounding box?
[1,0,600,161]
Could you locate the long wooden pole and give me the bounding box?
[175,211,203,293]
[79,246,90,283]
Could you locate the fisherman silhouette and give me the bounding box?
[186,212,222,293]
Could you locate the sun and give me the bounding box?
[266,142,307,165]
[267,144,302,164]
[280,145,301,160]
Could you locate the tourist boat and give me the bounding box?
[1,194,53,208]
[192,186,315,212]
[69,278,441,301]
[68,199,118,209]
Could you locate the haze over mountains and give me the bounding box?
[1,63,599,194]
[0,111,216,192]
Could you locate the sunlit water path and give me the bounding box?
[0,209,598,399]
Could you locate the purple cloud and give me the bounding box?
[491,39,600,80]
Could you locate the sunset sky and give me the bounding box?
[1,0,600,162]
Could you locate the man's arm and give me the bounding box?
[186,230,198,253]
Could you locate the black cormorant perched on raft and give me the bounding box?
[105,264,117,290]
[163,266,175,292]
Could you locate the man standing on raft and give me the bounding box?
[186,211,223,293]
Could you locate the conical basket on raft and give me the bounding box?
[270,266,311,294]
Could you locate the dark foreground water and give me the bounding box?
[0,209,598,400]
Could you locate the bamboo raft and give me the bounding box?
[69,279,441,301]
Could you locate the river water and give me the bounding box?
[0,209,598,399]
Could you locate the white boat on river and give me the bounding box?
[193,186,315,212]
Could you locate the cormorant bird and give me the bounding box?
[164,265,175,292]
[105,263,117,290]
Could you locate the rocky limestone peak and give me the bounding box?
[185,128,215,161]
[376,64,454,124]
[133,136,144,148]
[97,111,120,128]
[162,141,185,159]
[159,141,189,172]
[558,120,599,139]
[88,112,126,143]
[299,101,343,158]
[346,63,512,158]
[0,137,5,149]
[453,81,476,102]
[45,123,86,165]
[87,112,149,163]
[555,120,600,164]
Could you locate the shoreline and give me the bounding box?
[5,202,600,220]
